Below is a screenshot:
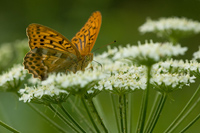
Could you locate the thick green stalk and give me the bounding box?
[136,65,151,133]
[59,104,86,133]
[81,98,100,133]
[147,92,167,132]
[123,94,127,133]
[28,103,66,133]
[164,84,200,133]
[48,104,80,133]
[111,94,120,132]
[144,93,161,132]
[68,98,94,132]
[87,99,108,133]
[128,94,132,133]
[119,95,124,133]
[0,120,20,133]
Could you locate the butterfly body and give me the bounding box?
[24,11,101,80]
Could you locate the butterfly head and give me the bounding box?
[82,53,93,69]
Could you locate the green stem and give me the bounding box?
[0,120,20,133]
[180,113,200,132]
[68,98,94,132]
[59,104,86,133]
[111,94,120,132]
[81,98,100,133]
[48,104,80,133]
[119,94,124,133]
[164,84,200,133]
[144,93,161,132]
[87,99,108,133]
[168,96,200,132]
[147,92,167,132]
[28,103,66,133]
[136,65,151,133]
[128,93,132,133]
[123,94,127,133]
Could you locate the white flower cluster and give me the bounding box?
[105,42,187,65]
[18,43,197,103]
[95,65,147,94]
[139,17,200,34]
[153,59,200,76]
[193,47,200,60]
[0,64,27,91]
[42,70,107,91]
[151,73,196,92]
[19,85,68,104]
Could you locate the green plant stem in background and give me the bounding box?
[59,104,86,133]
[87,99,108,133]
[28,104,66,133]
[111,94,120,132]
[164,84,200,133]
[136,65,152,133]
[81,98,100,133]
[0,120,20,133]
[146,92,167,132]
[180,113,200,132]
[48,104,80,133]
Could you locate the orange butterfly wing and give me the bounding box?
[71,11,102,56]
[26,23,81,58]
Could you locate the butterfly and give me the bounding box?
[23,11,101,80]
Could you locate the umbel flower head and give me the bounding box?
[139,17,200,42]
[106,41,187,66]
[153,59,200,77]
[94,62,147,94]
[19,69,108,103]
[0,64,27,92]
[19,85,68,104]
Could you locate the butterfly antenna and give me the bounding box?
[92,60,103,69]
[92,40,116,52]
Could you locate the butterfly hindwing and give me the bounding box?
[71,11,102,55]
[24,48,79,80]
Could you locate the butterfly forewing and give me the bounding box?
[71,11,102,55]
[27,24,80,57]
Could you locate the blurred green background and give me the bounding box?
[1,0,200,132]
